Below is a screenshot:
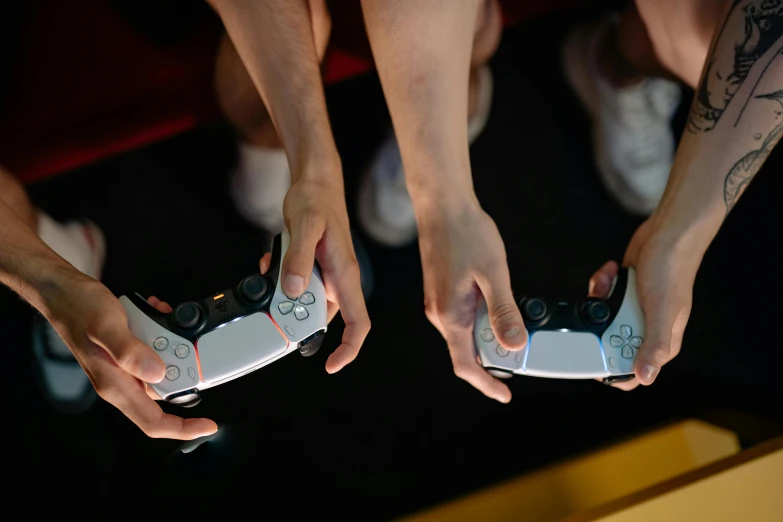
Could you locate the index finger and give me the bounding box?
[84,353,217,440]
[322,254,370,374]
[447,330,511,403]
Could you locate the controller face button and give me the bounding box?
[630,336,643,349]
[523,298,547,322]
[239,274,268,302]
[173,302,201,329]
[586,301,611,324]
[278,301,294,315]
[299,292,315,305]
[165,365,181,380]
[610,335,624,347]
[153,337,169,351]
[480,328,495,342]
[175,344,190,359]
[496,345,509,357]
[620,325,632,339]
[294,305,309,321]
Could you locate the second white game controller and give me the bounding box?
[120,231,327,406]
[474,267,645,384]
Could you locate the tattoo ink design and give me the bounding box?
[724,89,783,212]
[688,0,783,133]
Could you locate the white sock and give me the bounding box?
[37,212,98,279]
[231,142,291,234]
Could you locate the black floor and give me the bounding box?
[4,8,783,518]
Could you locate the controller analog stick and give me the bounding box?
[522,298,547,322]
[238,274,268,302]
[585,301,611,324]
[172,302,201,329]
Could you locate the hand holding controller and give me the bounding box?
[474,267,645,384]
[120,231,327,406]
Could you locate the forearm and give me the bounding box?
[0,201,75,317]
[657,1,783,253]
[361,0,480,214]
[208,0,339,179]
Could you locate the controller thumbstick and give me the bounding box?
[522,298,547,322]
[172,302,201,329]
[585,300,611,324]
[238,274,268,302]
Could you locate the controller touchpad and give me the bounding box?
[197,313,288,383]
[525,331,606,377]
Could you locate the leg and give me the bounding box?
[216,0,331,232]
[0,166,105,414]
[604,0,726,89]
[561,0,725,216]
[0,166,37,230]
[357,0,502,248]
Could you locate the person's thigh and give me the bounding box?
[635,0,728,88]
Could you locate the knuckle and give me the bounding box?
[116,349,142,375]
[490,302,519,326]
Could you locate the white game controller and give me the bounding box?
[120,231,327,406]
[474,267,645,384]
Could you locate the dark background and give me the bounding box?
[2,5,782,518]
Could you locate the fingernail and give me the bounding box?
[640,365,659,384]
[283,274,305,297]
[142,358,165,383]
[503,326,524,346]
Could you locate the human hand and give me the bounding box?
[588,219,704,390]
[279,174,371,373]
[418,201,527,403]
[44,271,218,439]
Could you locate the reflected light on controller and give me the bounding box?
[558,328,570,332]
[213,293,225,301]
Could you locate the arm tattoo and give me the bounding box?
[688,0,783,133]
[724,89,783,212]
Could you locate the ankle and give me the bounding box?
[597,23,645,88]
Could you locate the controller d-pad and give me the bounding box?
[166,366,180,381]
[153,337,169,351]
[294,305,309,321]
[299,292,315,305]
[610,324,642,359]
[609,335,624,347]
[630,336,643,348]
[480,328,494,342]
[278,301,294,315]
[621,346,634,359]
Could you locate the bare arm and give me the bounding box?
[207,0,338,177]
[208,0,370,372]
[360,0,525,402]
[661,0,783,250]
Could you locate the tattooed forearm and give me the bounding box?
[723,89,783,212]
[688,0,783,133]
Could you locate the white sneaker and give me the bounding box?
[32,219,106,414]
[357,66,495,247]
[562,18,681,216]
[230,142,290,234]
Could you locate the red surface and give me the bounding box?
[2,0,583,184]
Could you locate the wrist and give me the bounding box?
[288,141,343,186]
[648,204,722,262]
[2,253,84,320]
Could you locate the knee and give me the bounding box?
[471,0,502,68]
[634,0,718,87]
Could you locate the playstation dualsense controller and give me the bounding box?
[474,267,645,384]
[120,231,327,406]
